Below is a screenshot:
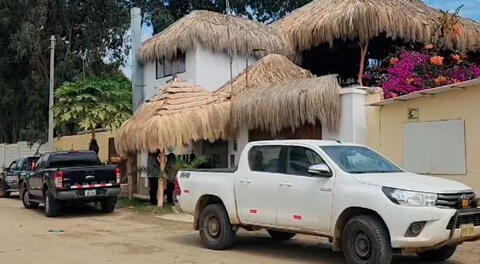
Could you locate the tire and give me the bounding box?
[199,204,236,250]
[267,230,296,240]
[342,215,393,264]
[0,182,9,198]
[44,189,62,217]
[100,197,117,213]
[21,187,39,209]
[417,246,457,262]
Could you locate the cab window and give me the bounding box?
[286,146,325,176]
[248,146,284,173]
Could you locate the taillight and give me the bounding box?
[115,168,121,184]
[54,171,63,189]
[174,178,181,196]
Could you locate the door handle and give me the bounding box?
[280,182,293,187]
[240,179,251,184]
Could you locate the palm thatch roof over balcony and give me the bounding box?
[116,79,229,156]
[138,10,292,63]
[230,75,341,135]
[274,0,480,52]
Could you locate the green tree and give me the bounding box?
[53,75,132,137]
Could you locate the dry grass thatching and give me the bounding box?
[116,79,229,156]
[139,10,291,62]
[231,75,341,135]
[215,54,314,98]
[274,0,480,52]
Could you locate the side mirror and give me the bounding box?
[308,164,332,177]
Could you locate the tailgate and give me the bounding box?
[61,165,118,188]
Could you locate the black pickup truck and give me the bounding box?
[21,151,121,217]
[1,157,39,197]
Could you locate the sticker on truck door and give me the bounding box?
[180,172,191,179]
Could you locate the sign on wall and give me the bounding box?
[407,108,419,122]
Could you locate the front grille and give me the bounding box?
[447,210,480,229]
[436,192,476,209]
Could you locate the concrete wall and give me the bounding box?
[53,131,116,163]
[367,85,480,193]
[0,142,49,169]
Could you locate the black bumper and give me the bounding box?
[55,187,121,201]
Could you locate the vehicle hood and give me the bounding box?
[352,172,473,194]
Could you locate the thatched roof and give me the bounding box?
[231,75,341,134]
[215,54,314,98]
[116,79,229,156]
[139,10,291,63]
[275,0,480,52]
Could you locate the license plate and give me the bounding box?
[84,189,96,197]
[5,176,16,182]
[461,224,475,237]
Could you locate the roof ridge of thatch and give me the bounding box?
[274,0,480,52]
[139,10,292,63]
[214,53,314,97]
[231,74,341,134]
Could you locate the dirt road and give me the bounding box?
[0,197,478,264]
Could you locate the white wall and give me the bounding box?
[0,142,49,169]
[141,44,257,100]
[228,127,249,168]
[323,87,368,145]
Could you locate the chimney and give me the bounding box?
[131,7,144,112]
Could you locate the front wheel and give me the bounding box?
[342,215,393,264]
[199,204,236,250]
[0,182,10,198]
[267,230,296,240]
[100,197,117,213]
[21,187,39,209]
[417,245,457,262]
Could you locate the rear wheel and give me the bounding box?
[21,187,39,209]
[342,215,393,264]
[44,189,62,217]
[0,182,10,197]
[199,204,236,250]
[417,246,457,262]
[267,230,296,240]
[100,197,117,213]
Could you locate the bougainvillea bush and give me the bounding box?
[365,45,480,99]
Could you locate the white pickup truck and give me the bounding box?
[176,140,480,264]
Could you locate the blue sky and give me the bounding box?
[123,1,480,77]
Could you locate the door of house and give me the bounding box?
[202,140,228,168]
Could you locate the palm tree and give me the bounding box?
[53,75,132,140]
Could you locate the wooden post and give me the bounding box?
[126,153,137,200]
[157,152,167,207]
[358,41,369,86]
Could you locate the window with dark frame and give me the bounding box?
[155,53,186,79]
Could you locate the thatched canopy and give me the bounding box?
[231,75,341,134]
[215,54,314,98]
[116,79,229,156]
[139,10,291,63]
[275,0,480,52]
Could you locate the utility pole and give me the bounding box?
[48,35,56,151]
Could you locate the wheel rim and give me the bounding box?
[23,190,30,206]
[45,194,50,212]
[354,231,372,260]
[206,214,221,238]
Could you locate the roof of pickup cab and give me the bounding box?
[45,150,98,156]
[247,139,362,147]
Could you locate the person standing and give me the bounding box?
[164,153,177,204]
[89,131,99,154]
[147,150,160,205]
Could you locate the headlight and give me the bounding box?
[382,187,438,207]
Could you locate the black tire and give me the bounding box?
[21,187,39,209]
[417,246,457,262]
[342,215,393,264]
[267,230,296,240]
[199,204,236,250]
[0,182,9,198]
[44,189,62,217]
[100,197,117,213]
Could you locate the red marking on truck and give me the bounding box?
[293,215,302,220]
[183,189,190,194]
[249,209,258,214]
[70,183,113,189]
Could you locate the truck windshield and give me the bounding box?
[320,146,403,174]
[47,152,101,168]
